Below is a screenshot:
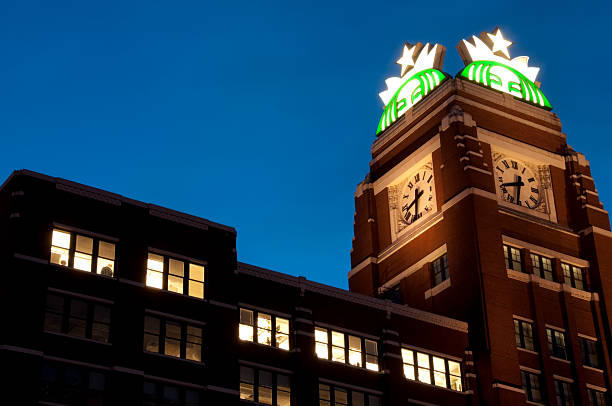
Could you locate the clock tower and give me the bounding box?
[349,29,612,405]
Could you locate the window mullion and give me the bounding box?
[271,317,276,347]
[160,319,166,354]
[163,257,169,291]
[69,232,76,268]
[92,239,99,274]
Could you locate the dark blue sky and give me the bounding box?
[1,0,610,289]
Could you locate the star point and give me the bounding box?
[487,28,513,59]
[396,44,416,77]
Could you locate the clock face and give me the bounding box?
[494,156,543,209]
[400,166,435,225]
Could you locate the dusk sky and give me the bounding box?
[1,0,610,289]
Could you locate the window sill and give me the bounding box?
[404,378,466,394]
[316,356,382,374]
[526,401,545,406]
[239,399,274,405]
[425,278,451,299]
[50,263,117,280]
[550,356,571,364]
[44,330,111,346]
[583,365,604,373]
[143,350,204,366]
[517,347,538,355]
[145,285,205,302]
[238,339,291,353]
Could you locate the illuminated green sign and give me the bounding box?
[377,43,446,135]
[457,28,551,109]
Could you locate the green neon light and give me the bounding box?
[460,61,551,109]
[377,68,447,135]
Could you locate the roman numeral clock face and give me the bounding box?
[401,166,435,225]
[494,156,542,209]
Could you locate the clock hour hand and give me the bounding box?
[500,181,525,187]
[516,176,522,202]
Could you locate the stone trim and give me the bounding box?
[318,378,384,395]
[145,309,206,326]
[48,287,114,305]
[237,303,292,319]
[501,235,588,267]
[424,278,451,299]
[381,244,447,290]
[239,360,293,375]
[400,344,463,363]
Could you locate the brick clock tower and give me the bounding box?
[349,29,612,405]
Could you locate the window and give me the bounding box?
[380,284,402,304]
[587,388,607,406]
[43,293,110,343]
[51,228,116,276]
[239,366,290,405]
[547,328,568,360]
[238,308,290,350]
[521,370,543,403]
[143,381,201,406]
[579,337,602,369]
[514,319,535,351]
[318,383,381,406]
[146,253,205,299]
[314,327,379,371]
[40,362,106,405]
[432,253,450,286]
[401,348,462,391]
[562,263,585,290]
[143,315,202,362]
[503,245,523,272]
[531,254,554,281]
[555,380,574,406]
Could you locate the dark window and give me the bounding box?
[555,380,574,406]
[43,293,110,343]
[239,366,290,405]
[40,362,106,405]
[143,381,201,406]
[547,328,568,360]
[143,315,202,362]
[587,388,607,406]
[514,319,536,351]
[318,383,381,406]
[521,371,542,403]
[50,228,116,277]
[432,254,450,286]
[561,263,585,290]
[381,284,402,304]
[504,245,523,272]
[531,254,554,281]
[579,337,602,369]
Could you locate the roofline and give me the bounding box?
[1,169,236,235]
[237,262,468,333]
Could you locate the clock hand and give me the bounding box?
[500,181,525,187]
[414,188,419,217]
[516,175,522,202]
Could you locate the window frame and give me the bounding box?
[146,252,206,299]
[143,380,202,406]
[521,370,543,403]
[587,388,607,406]
[318,382,381,406]
[530,253,555,281]
[314,327,379,372]
[514,319,536,352]
[143,314,203,363]
[554,380,574,406]
[239,365,291,405]
[546,328,569,360]
[40,361,107,405]
[503,244,523,272]
[579,337,603,369]
[432,253,450,286]
[50,228,117,277]
[401,348,463,391]
[561,263,585,290]
[238,308,291,351]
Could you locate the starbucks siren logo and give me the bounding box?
[377,42,447,135]
[457,28,551,109]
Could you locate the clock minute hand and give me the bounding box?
[516,175,523,202]
[500,181,523,187]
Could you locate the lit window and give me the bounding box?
[315,327,329,359]
[44,293,110,343]
[240,366,290,405]
[331,331,346,363]
[365,339,378,371]
[188,263,204,299]
[579,337,602,369]
[521,370,542,403]
[401,348,462,391]
[531,254,554,281]
[238,308,290,350]
[143,315,202,362]
[146,252,205,298]
[587,388,607,406]
[547,328,568,360]
[562,263,585,290]
[554,380,574,406]
[348,336,362,367]
[503,245,523,272]
[239,309,254,342]
[432,253,450,286]
[257,313,272,346]
[318,383,380,406]
[514,319,535,351]
[240,366,255,401]
[146,253,164,289]
[168,259,184,294]
[50,229,115,276]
